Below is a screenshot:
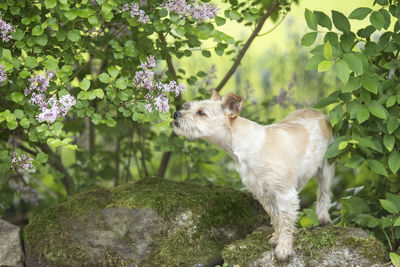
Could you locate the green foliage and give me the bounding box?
[303,2,400,261]
[0,0,285,215]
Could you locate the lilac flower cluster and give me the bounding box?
[0,64,6,85]
[163,0,219,22]
[14,183,39,205]
[133,56,186,112]
[121,3,150,24]
[24,71,76,123]
[11,152,35,173]
[0,17,14,42]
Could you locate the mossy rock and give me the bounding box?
[222,225,388,267]
[23,178,266,267]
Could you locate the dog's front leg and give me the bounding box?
[273,190,299,260]
[259,197,279,248]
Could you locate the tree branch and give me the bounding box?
[215,0,279,92]
[157,32,181,178]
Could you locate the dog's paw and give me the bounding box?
[269,233,278,248]
[319,217,332,226]
[274,243,293,261]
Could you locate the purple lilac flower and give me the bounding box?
[122,3,150,24]
[154,94,170,112]
[14,183,39,206]
[0,17,14,42]
[11,152,35,173]
[0,64,6,85]
[163,0,219,22]
[25,71,76,123]
[132,56,186,113]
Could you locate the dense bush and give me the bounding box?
[302,0,400,262]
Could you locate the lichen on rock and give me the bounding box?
[23,178,266,266]
[222,225,388,267]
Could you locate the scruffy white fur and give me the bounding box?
[173,90,335,260]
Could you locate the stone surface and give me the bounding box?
[222,225,388,267]
[23,178,266,266]
[0,218,24,267]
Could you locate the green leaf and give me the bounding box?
[11,92,24,103]
[25,56,38,68]
[390,253,400,267]
[116,77,128,89]
[323,41,332,60]
[20,118,30,128]
[386,95,397,108]
[338,141,348,150]
[80,78,90,91]
[361,77,377,94]
[64,10,78,20]
[32,25,44,36]
[388,151,400,174]
[383,134,395,152]
[88,16,100,26]
[348,7,372,20]
[313,96,338,108]
[43,56,58,71]
[67,29,81,42]
[368,159,388,176]
[380,199,399,214]
[301,32,318,47]
[106,118,117,127]
[107,66,120,78]
[388,116,399,134]
[335,60,350,84]
[394,217,400,227]
[343,53,363,73]
[94,89,104,99]
[7,120,18,130]
[2,49,12,60]
[342,76,359,93]
[370,11,385,30]
[357,105,370,123]
[98,73,111,83]
[45,0,57,9]
[332,10,350,33]
[215,16,226,26]
[36,152,48,163]
[368,104,387,119]
[318,60,331,72]
[353,214,379,228]
[202,50,211,57]
[305,9,317,30]
[314,11,332,30]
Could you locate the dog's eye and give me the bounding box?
[197,110,206,116]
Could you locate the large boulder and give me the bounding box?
[23,178,266,266]
[222,225,388,266]
[0,219,24,267]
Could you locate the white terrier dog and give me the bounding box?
[172,90,335,260]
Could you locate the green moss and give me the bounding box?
[294,226,342,259]
[223,226,388,266]
[109,178,265,232]
[345,235,388,263]
[24,178,266,266]
[222,227,273,266]
[23,187,114,266]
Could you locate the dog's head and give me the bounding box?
[173,90,243,139]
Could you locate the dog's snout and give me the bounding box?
[174,112,182,119]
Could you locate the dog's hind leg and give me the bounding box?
[316,159,335,225]
[273,189,299,260]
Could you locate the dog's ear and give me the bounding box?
[222,93,243,119]
[210,89,222,100]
